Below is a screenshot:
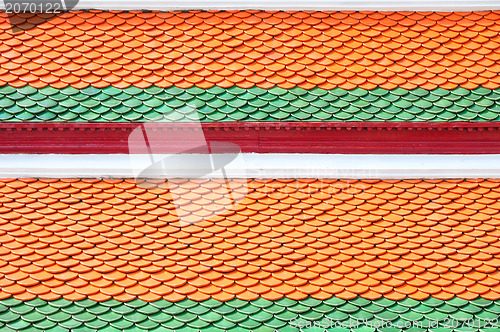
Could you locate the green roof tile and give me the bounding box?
[135,320,160,329]
[212,319,236,329]
[325,310,349,321]
[386,304,409,314]
[0,85,498,122]
[32,320,57,330]
[7,320,31,330]
[224,311,248,323]
[1,295,500,332]
[58,318,82,329]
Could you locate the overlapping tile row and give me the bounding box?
[1,178,500,302]
[1,85,500,122]
[1,11,500,90]
[0,296,499,332]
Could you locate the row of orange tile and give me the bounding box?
[0,179,500,302]
[7,10,500,25]
[0,11,499,89]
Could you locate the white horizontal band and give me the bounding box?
[0,154,499,179]
[1,0,499,11]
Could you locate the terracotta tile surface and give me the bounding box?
[0,178,500,302]
[0,11,500,90]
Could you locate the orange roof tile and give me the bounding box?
[0,178,498,301]
[0,11,500,89]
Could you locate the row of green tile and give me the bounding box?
[0,85,499,122]
[0,296,499,332]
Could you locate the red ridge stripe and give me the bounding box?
[1,122,500,154]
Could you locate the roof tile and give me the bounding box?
[0,11,499,90]
[0,178,499,301]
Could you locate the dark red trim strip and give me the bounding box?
[2,122,500,154]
